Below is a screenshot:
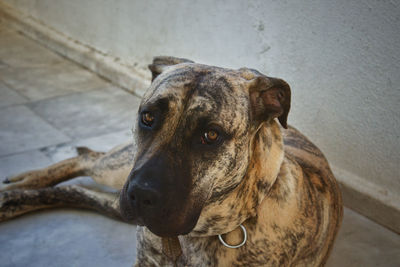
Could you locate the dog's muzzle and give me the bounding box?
[119,153,202,237]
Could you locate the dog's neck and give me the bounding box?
[245,120,285,208]
[190,120,284,237]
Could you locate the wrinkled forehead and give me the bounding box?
[141,64,249,117]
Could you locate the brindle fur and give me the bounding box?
[0,57,342,266]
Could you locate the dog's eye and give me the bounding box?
[141,112,155,127]
[201,130,219,144]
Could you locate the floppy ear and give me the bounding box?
[148,56,194,81]
[249,75,291,128]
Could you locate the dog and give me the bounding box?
[0,56,343,266]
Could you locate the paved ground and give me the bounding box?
[0,25,399,266]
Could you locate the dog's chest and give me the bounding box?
[178,232,279,266]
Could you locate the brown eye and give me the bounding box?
[201,130,219,144]
[141,112,154,127]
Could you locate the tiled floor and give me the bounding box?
[0,25,138,266]
[0,25,399,267]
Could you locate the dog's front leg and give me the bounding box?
[0,185,121,222]
[0,147,105,192]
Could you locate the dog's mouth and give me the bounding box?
[118,149,207,237]
[143,211,201,237]
[119,186,202,237]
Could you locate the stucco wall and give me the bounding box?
[3,1,399,202]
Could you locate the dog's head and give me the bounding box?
[120,56,291,237]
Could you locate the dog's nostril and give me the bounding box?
[127,181,160,207]
[127,187,136,201]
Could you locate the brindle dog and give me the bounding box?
[0,57,342,266]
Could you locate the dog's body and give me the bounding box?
[0,57,342,266]
[132,125,342,267]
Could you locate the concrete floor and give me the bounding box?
[0,25,399,267]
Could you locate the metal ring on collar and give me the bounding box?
[218,224,247,249]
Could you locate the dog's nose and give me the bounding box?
[127,181,161,208]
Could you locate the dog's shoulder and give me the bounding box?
[281,125,342,201]
[282,126,331,177]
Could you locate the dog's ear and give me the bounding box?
[148,56,194,81]
[248,75,291,129]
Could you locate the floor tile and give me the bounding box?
[0,80,27,108]
[0,61,110,101]
[0,149,53,179]
[0,59,8,69]
[0,210,137,267]
[28,87,141,139]
[0,105,70,156]
[326,208,400,267]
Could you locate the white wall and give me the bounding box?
[3,0,399,201]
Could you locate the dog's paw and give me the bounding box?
[0,190,37,222]
[0,180,12,192]
[0,176,24,192]
[0,177,17,192]
[0,172,41,192]
[0,191,18,222]
[2,173,25,185]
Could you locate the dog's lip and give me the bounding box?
[120,212,140,223]
[119,191,140,223]
[119,181,204,236]
[120,211,198,236]
[142,208,202,237]
[145,222,195,237]
[120,211,145,225]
